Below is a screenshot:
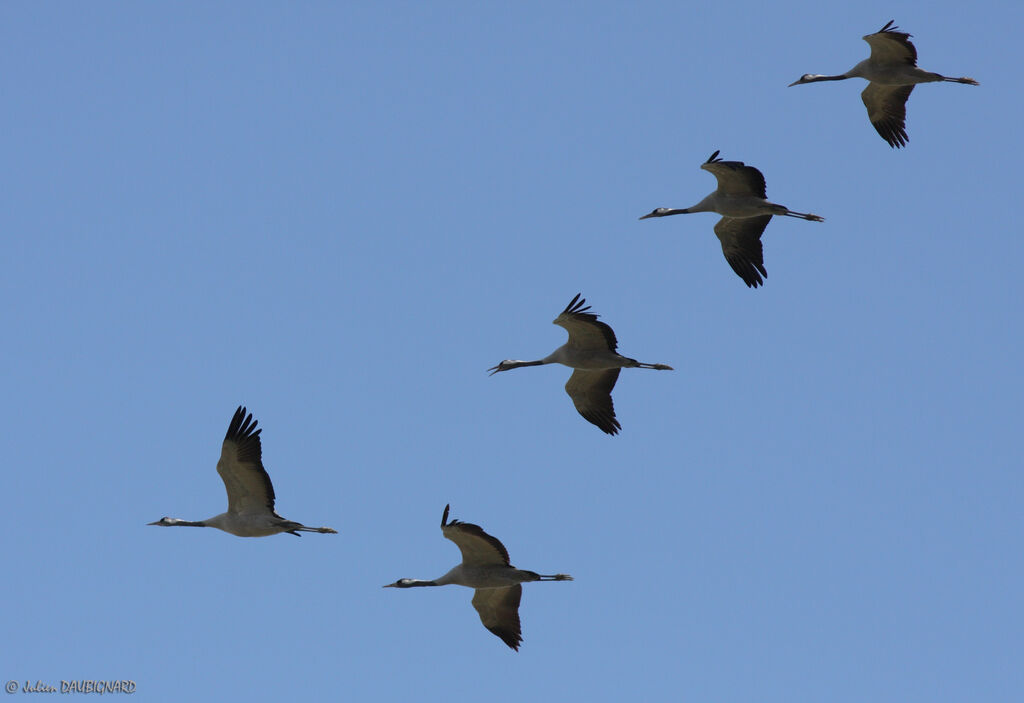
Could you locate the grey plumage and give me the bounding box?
[640,151,824,287]
[384,504,573,650]
[789,20,979,148]
[488,294,673,434]
[148,406,338,538]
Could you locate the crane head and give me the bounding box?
[639,208,672,220]
[148,517,176,526]
[487,360,515,375]
[788,74,818,86]
[383,578,434,588]
[148,516,205,527]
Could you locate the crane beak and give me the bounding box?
[787,79,802,87]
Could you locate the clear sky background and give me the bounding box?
[2,2,1021,701]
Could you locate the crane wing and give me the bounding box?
[553,294,618,351]
[861,83,913,148]
[442,519,511,566]
[714,216,771,288]
[863,21,917,67]
[701,161,768,199]
[472,585,524,650]
[216,406,277,515]
[565,368,621,435]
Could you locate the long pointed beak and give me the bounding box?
[146,520,161,525]
[382,583,396,588]
[638,213,656,220]
[787,79,801,87]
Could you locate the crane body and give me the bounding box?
[384,504,572,650]
[488,294,672,435]
[640,151,823,287]
[789,20,978,147]
[148,406,337,538]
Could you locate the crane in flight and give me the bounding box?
[488,293,673,434]
[384,504,573,650]
[148,406,338,537]
[788,20,979,148]
[640,151,824,287]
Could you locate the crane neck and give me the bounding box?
[148,518,208,527]
[401,579,439,588]
[809,74,849,82]
[506,359,547,370]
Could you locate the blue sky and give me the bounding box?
[2,1,1021,701]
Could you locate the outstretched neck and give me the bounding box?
[506,360,546,369]
[388,579,439,588]
[148,517,208,528]
[489,358,548,375]
[640,208,691,219]
[806,74,848,83]
[491,359,548,374]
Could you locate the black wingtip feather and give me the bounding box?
[225,406,262,443]
[563,293,591,316]
[580,413,619,434]
[705,149,722,164]
[878,20,911,39]
[226,405,262,442]
[488,626,522,651]
[724,254,767,288]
